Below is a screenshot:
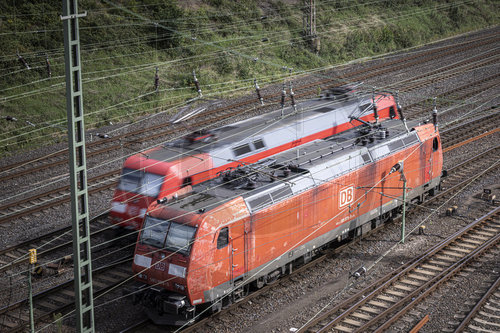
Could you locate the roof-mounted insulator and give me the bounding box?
[280,83,286,116]
[193,70,202,97]
[16,52,30,70]
[395,91,409,133]
[154,67,160,92]
[289,81,297,112]
[432,97,438,131]
[372,89,379,124]
[246,179,256,190]
[45,55,51,78]
[254,79,264,105]
[283,167,290,177]
[157,197,168,204]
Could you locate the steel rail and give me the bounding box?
[0,213,108,275]
[299,206,500,332]
[369,231,500,332]
[0,259,132,332]
[400,52,500,92]
[0,170,118,224]
[453,274,500,332]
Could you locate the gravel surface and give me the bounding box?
[0,26,498,332]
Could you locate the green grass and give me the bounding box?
[0,0,498,156]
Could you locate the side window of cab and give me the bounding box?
[432,137,439,152]
[217,227,229,249]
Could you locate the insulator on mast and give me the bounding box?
[254,79,264,105]
[289,81,296,112]
[396,91,409,133]
[432,97,438,131]
[154,67,159,92]
[17,52,30,70]
[280,82,286,116]
[45,54,51,78]
[372,89,379,124]
[193,70,202,97]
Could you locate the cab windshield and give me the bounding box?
[118,168,164,197]
[140,215,197,255]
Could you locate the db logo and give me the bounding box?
[339,186,354,208]
[154,262,166,271]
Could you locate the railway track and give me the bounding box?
[440,109,500,149]
[399,50,499,92]
[297,206,500,333]
[404,73,500,120]
[450,275,500,332]
[0,260,132,333]
[0,213,109,275]
[0,31,497,185]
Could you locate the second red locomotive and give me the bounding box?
[110,89,398,231]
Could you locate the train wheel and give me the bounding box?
[211,301,222,314]
[253,277,265,289]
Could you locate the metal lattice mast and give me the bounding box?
[61,0,94,331]
[303,0,320,53]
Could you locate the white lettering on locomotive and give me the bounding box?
[154,262,166,271]
[339,186,354,208]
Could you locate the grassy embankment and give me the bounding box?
[0,0,497,155]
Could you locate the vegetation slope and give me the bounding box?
[0,0,497,154]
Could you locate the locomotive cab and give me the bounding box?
[131,205,199,325]
[131,194,251,325]
[109,149,210,231]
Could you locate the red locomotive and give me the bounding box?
[130,115,443,325]
[110,89,398,231]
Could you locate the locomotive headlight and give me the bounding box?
[111,202,127,213]
[168,263,186,278]
[174,283,185,291]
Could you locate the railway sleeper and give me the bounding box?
[333,324,354,332]
[351,311,373,321]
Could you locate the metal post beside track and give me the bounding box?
[402,177,407,244]
[61,0,95,332]
[28,248,36,333]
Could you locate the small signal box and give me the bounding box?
[28,249,37,264]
